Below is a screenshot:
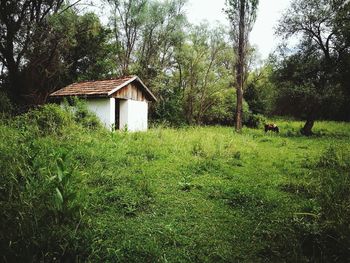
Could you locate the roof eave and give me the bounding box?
[49,75,157,102]
[49,94,109,99]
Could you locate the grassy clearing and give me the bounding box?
[1,106,350,262]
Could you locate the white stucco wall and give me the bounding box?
[119,99,148,131]
[119,100,128,130]
[85,98,115,130]
[60,97,148,132]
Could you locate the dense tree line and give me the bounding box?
[0,0,349,130]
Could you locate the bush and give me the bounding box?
[0,91,13,114]
[62,98,102,130]
[205,89,251,125]
[15,104,73,136]
[244,113,267,128]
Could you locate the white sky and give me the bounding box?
[186,0,292,60]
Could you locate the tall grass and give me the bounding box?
[0,104,349,262]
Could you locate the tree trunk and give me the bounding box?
[301,119,314,136]
[235,0,246,132]
[235,85,243,130]
[7,68,23,104]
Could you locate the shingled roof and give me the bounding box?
[50,75,156,101]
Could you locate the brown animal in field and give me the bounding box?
[264,123,279,133]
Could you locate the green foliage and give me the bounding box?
[62,98,103,130]
[52,11,115,82]
[0,90,13,114]
[15,104,73,136]
[204,89,235,125]
[224,0,259,40]
[272,52,343,120]
[0,5,114,104]
[204,89,253,126]
[244,113,267,128]
[245,65,276,115]
[107,0,186,77]
[151,85,186,126]
[273,0,350,131]
[162,23,235,125]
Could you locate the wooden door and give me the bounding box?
[115,99,120,130]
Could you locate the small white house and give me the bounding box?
[50,76,157,131]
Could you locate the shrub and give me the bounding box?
[62,98,102,130]
[0,91,13,114]
[15,104,72,136]
[244,113,267,128]
[204,89,250,125]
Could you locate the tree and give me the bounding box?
[171,24,235,124]
[106,0,189,124]
[149,23,239,126]
[0,0,65,104]
[135,0,187,83]
[272,50,343,134]
[0,0,113,105]
[58,12,114,82]
[23,10,114,104]
[245,64,275,115]
[333,1,350,121]
[225,0,259,131]
[275,0,350,135]
[107,0,186,79]
[107,0,148,75]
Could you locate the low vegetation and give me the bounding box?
[1,104,349,262]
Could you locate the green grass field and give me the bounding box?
[1,106,350,262]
